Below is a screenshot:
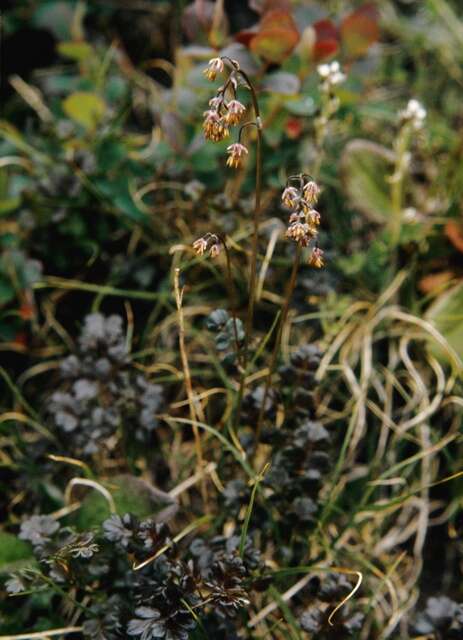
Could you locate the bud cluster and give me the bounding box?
[283,177,324,268]
[202,57,249,168]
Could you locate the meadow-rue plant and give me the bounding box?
[283,175,324,263]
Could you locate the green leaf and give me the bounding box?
[341,139,395,224]
[425,282,463,365]
[57,41,94,61]
[0,278,15,305]
[73,475,178,530]
[0,196,20,215]
[33,1,75,39]
[284,95,317,116]
[62,92,106,130]
[0,532,34,574]
[262,71,301,95]
[94,177,148,223]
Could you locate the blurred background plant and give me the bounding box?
[1,1,463,638]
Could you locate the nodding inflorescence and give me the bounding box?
[202,56,252,169]
[193,233,221,259]
[283,176,324,267]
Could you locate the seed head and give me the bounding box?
[224,100,246,126]
[308,247,324,268]
[204,57,224,81]
[226,143,248,169]
[302,181,320,205]
[281,186,300,209]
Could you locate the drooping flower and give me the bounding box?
[203,57,224,81]
[302,180,320,205]
[308,247,324,268]
[224,99,246,126]
[203,110,229,142]
[226,143,248,169]
[192,236,208,256]
[281,186,300,209]
[193,234,221,258]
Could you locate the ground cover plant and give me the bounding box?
[1,1,463,638]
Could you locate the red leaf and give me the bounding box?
[312,19,339,61]
[340,2,379,59]
[285,117,303,139]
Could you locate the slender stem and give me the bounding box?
[388,124,411,281]
[255,244,302,446]
[219,58,263,431]
[174,268,207,503]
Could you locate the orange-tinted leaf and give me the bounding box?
[235,28,258,48]
[313,19,339,61]
[19,303,35,321]
[340,2,379,59]
[445,220,463,253]
[419,271,455,294]
[250,11,300,63]
[260,9,298,31]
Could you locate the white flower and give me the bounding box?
[400,99,426,129]
[317,61,346,90]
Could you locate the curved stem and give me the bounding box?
[219,58,263,431]
[255,244,302,447]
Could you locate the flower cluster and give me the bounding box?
[202,57,249,168]
[192,232,221,258]
[283,176,324,267]
[317,60,346,92]
[48,313,163,456]
[399,98,427,130]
